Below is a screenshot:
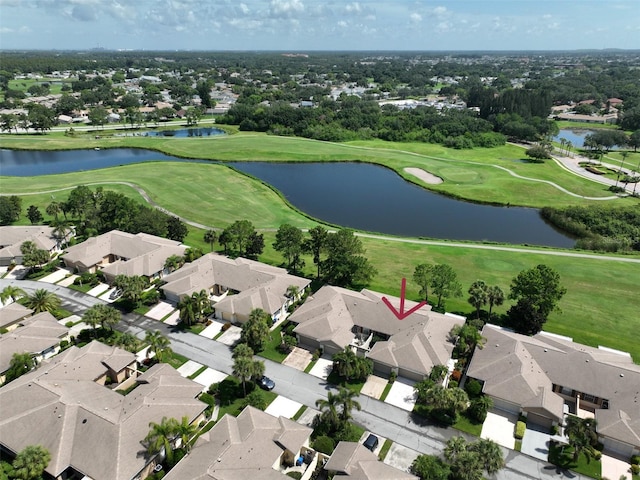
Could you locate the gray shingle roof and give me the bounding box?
[325,442,417,479]
[467,325,640,447]
[0,342,206,480]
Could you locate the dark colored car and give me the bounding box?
[258,376,275,390]
[363,434,379,451]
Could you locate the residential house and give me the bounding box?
[289,286,462,381]
[0,225,67,266]
[466,325,640,457]
[325,441,417,479]
[164,406,313,480]
[161,253,310,324]
[554,112,618,124]
[0,312,69,383]
[0,302,33,331]
[0,341,207,480]
[62,230,187,283]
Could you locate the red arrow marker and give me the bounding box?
[382,277,427,320]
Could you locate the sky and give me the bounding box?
[0,0,639,52]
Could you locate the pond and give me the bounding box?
[141,127,225,137]
[554,128,592,148]
[0,148,575,248]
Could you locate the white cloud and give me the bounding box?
[410,12,422,23]
[345,2,362,14]
[433,6,448,17]
[269,0,304,18]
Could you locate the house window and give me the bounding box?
[581,393,597,404]
[560,386,573,397]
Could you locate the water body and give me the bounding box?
[554,128,592,148]
[230,162,574,247]
[143,127,225,137]
[0,148,574,247]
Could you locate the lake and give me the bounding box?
[0,148,575,247]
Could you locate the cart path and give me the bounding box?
[4,182,640,263]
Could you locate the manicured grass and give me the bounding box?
[452,413,483,437]
[378,439,393,461]
[165,352,189,370]
[188,323,207,335]
[292,405,307,421]
[257,326,289,363]
[1,131,632,208]
[326,371,367,394]
[304,359,318,374]
[514,440,522,452]
[379,382,393,402]
[67,283,95,293]
[2,134,640,362]
[548,443,602,479]
[188,365,208,380]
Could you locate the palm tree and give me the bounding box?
[164,255,183,274]
[191,289,210,322]
[11,445,51,480]
[174,416,198,453]
[1,285,26,304]
[565,416,599,462]
[145,330,172,362]
[469,438,505,475]
[24,289,61,314]
[444,436,468,463]
[177,295,197,326]
[233,355,257,396]
[336,386,361,423]
[145,417,179,465]
[285,285,300,302]
[315,390,341,432]
[46,201,61,220]
[204,229,217,252]
[332,346,358,380]
[487,285,505,320]
[566,140,573,157]
[615,151,629,188]
[467,280,488,320]
[232,343,254,360]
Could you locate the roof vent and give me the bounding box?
[620,373,624,377]
[495,344,499,347]
[586,359,589,362]
[544,349,547,352]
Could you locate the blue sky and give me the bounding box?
[1,0,639,51]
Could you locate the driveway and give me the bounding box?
[177,360,203,378]
[383,442,420,473]
[307,356,333,380]
[164,311,180,326]
[145,301,175,321]
[521,423,551,461]
[384,378,416,412]
[601,453,631,480]
[199,322,223,339]
[361,375,388,399]
[192,367,228,391]
[38,268,71,284]
[216,325,242,346]
[481,411,516,449]
[282,347,312,371]
[86,283,109,297]
[264,396,303,419]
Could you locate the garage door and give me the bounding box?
[492,398,520,416]
[601,437,634,457]
[526,412,554,431]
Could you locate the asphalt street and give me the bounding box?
[1,278,593,480]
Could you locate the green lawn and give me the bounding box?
[2,131,633,208]
[452,413,483,437]
[2,133,640,362]
[548,443,602,479]
[326,370,367,394]
[258,326,289,363]
[165,352,189,370]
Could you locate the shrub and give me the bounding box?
[199,392,215,406]
[59,340,69,349]
[286,472,302,479]
[0,328,8,334]
[630,464,640,475]
[389,370,397,384]
[464,379,482,398]
[313,436,335,455]
[515,421,526,439]
[450,369,462,382]
[65,321,75,328]
[630,454,640,465]
[448,380,458,388]
[221,322,232,332]
[208,383,220,396]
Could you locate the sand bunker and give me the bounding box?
[404,167,443,185]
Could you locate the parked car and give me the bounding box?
[109,288,123,300]
[363,434,379,451]
[258,376,275,390]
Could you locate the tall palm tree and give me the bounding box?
[467,280,488,320]
[1,285,26,304]
[191,289,210,322]
[177,295,196,326]
[285,285,300,302]
[232,343,254,360]
[444,436,468,463]
[233,355,257,396]
[174,416,198,453]
[332,347,358,380]
[145,330,172,362]
[145,417,179,465]
[615,151,629,188]
[25,289,61,314]
[46,201,61,220]
[336,386,361,423]
[565,416,599,462]
[11,445,51,480]
[469,438,505,475]
[315,390,341,432]
[487,285,505,319]
[204,229,217,252]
